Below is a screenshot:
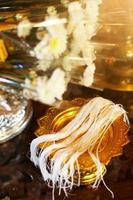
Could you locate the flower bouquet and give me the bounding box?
[0,0,102,105]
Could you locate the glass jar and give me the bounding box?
[0,0,132,104]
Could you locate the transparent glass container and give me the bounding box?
[0,1,104,89]
[0,0,132,104]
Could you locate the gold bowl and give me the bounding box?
[35,98,130,185]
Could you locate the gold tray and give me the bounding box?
[35,98,130,185]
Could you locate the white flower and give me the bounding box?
[85,0,101,37]
[17,18,33,38]
[23,69,68,105]
[62,55,74,71]
[68,2,84,34]
[82,64,96,87]
[34,34,51,60]
[46,17,68,58]
[48,36,67,59]
[34,16,68,60]
[68,2,84,24]
[66,0,102,87]
[37,59,52,71]
[62,54,85,72]
[47,68,67,101]
[46,17,67,38]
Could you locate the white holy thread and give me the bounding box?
[30,97,108,164]
[89,106,126,198]
[32,100,122,173]
[31,98,113,180]
[30,97,128,200]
